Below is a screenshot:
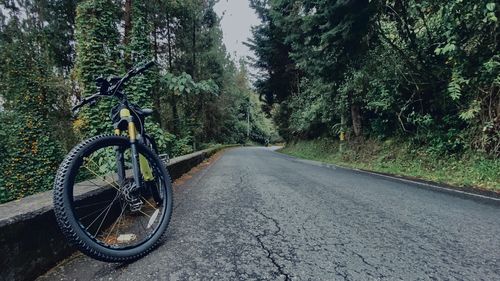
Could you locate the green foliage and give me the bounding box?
[162,72,219,97]
[143,123,193,157]
[0,21,64,202]
[250,0,500,157]
[127,0,154,105]
[0,114,63,203]
[282,139,500,190]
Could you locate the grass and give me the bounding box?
[280,138,500,192]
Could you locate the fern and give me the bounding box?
[448,70,468,101]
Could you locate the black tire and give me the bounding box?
[53,135,173,263]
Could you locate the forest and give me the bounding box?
[0,0,499,202]
[0,0,275,203]
[247,0,499,188]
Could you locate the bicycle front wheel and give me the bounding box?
[53,135,173,262]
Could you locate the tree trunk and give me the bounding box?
[151,4,162,128]
[171,97,179,135]
[153,17,158,62]
[351,104,362,137]
[191,15,196,79]
[123,0,132,69]
[167,11,173,70]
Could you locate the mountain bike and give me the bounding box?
[53,61,173,262]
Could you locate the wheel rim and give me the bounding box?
[68,141,167,250]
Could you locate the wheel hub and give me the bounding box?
[121,180,143,212]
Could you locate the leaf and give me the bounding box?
[448,71,466,101]
[486,3,495,12]
[442,43,457,54]
[459,100,481,121]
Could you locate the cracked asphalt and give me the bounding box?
[38,147,500,280]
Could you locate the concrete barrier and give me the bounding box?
[0,145,233,281]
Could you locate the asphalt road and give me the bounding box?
[38,147,500,281]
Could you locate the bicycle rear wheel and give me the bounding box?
[53,135,173,262]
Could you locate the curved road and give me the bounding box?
[39,147,500,280]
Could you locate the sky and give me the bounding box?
[214,0,260,63]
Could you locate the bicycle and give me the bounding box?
[53,61,173,262]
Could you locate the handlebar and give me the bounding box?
[122,61,155,84]
[72,61,156,115]
[135,61,155,75]
[71,93,99,113]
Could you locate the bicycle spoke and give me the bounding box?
[85,192,119,231]
[75,200,113,210]
[78,201,116,221]
[94,196,117,237]
[141,196,158,210]
[104,200,127,244]
[137,209,151,218]
[83,165,121,192]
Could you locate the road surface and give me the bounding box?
[38,147,500,280]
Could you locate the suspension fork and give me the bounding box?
[114,108,142,191]
[116,109,155,190]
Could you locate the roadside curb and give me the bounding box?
[276,151,500,204]
[0,145,236,281]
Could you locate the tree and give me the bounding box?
[0,15,64,202]
[73,0,122,137]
